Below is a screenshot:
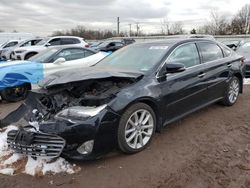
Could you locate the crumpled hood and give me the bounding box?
[39,67,143,89]
[0,61,44,90]
[0,60,31,68]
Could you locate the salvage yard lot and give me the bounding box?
[0,86,250,188]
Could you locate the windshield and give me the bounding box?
[36,38,49,46]
[237,42,250,53]
[29,48,58,63]
[95,44,168,73]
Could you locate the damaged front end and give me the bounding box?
[3,73,141,160]
[7,126,65,158]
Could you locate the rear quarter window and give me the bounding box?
[61,38,80,45]
[198,42,224,63]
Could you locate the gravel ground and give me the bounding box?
[0,86,249,188]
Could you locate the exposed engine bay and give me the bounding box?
[31,77,135,122]
[1,74,141,160]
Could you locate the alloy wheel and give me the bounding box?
[124,109,154,149]
[228,79,240,104]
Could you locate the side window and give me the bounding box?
[198,42,223,63]
[4,41,18,48]
[61,38,80,45]
[49,38,61,46]
[168,43,200,68]
[21,41,32,47]
[55,49,86,61]
[84,50,95,57]
[114,42,123,47]
[221,46,232,57]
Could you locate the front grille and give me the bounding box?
[7,130,65,158]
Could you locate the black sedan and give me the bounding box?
[236,41,250,78]
[92,40,124,52]
[2,38,246,160]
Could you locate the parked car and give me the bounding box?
[3,38,245,160]
[1,38,43,60]
[236,41,250,78]
[92,40,125,52]
[221,40,242,50]
[121,38,136,45]
[89,41,103,48]
[12,36,89,60]
[0,40,20,58]
[0,46,109,102]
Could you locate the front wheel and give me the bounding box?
[221,76,240,106]
[1,83,30,102]
[118,103,156,154]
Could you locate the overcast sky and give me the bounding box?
[0,0,249,36]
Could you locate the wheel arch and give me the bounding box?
[233,72,243,93]
[121,97,163,132]
[1,73,32,90]
[24,51,38,60]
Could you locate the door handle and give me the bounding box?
[227,63,232,68]
[198,72,206,78]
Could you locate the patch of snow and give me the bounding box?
[3,153,23,165]
[0,125,80,176]
[0,125,17,158]
[0,168,14,175]
[244,78,250,85]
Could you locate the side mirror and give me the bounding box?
[53,57,66,64]
[165,63,185,73]
[45,43,51,47]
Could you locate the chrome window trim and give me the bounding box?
[156,41,226,79]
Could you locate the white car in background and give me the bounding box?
[0,46,110,102]
[0,40,20,58]
[12,36,89,60]
[1,38,43,60]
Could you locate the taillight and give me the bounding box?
[85,44,90,48]
[240,57,246,65]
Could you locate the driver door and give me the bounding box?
[159,43,210,123]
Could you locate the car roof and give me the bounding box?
[50,36,83,39]
[134,38,216,47]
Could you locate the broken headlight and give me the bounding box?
[55,105,107,122]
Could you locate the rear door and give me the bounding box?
[159,42,211,123]
[196,41,230,100]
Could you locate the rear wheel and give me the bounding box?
[221,76,240,106]
[1,83,30,102]
[118,103,156,154]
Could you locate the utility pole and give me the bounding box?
[117,17,120,36]
[129,24,132,37]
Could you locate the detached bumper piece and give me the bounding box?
[7,128,65,159]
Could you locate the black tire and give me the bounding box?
[118,103,156,154]
[1,83,30,102]
[10,52,14,60]
[221,76,240,106]
[25,53,36,60]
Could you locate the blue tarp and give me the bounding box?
[0,62,44,90]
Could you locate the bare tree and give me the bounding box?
[170,21,184,35]
[198,11,230,35]
[231,4,250,34]
[161,17,170,35]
